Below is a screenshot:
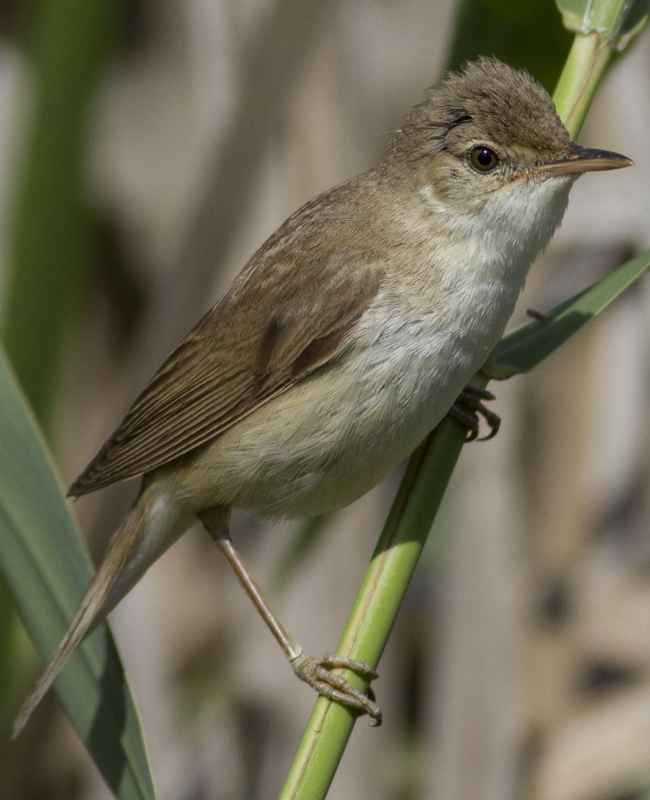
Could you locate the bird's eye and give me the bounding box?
[470,146,499,172]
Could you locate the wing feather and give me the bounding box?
[69,250,383,496]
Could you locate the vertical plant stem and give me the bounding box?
[553,32,612,137]
[278,419,468,800]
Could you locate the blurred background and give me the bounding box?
[0,0,649,798]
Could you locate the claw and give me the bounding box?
[449,385,501,441]
[291,652,382,725]
[448,403,480,441]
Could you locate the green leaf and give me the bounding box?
[556,0,650,48]
[493,248,650,375]
[0,343,156,800]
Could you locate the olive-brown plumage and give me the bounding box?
[69,242,383,494]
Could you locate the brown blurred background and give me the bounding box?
[0,0,649,798]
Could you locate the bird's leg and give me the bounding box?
[198,508,382,724]
[448,385,500,441]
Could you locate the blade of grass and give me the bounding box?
[0,343,156,800]
[0,0,124,778]
[493,248,650,376]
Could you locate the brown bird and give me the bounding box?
[13,57,632,737]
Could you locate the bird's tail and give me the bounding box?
[12,497,150,739]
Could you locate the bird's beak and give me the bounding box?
[534,145,633,176]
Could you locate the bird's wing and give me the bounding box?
[69,251,383,496]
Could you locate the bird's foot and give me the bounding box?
[449,385,500,441]
[290,652,382,725]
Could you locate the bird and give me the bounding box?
[13,56,632,737]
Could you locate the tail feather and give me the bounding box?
[11,502,146,739]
